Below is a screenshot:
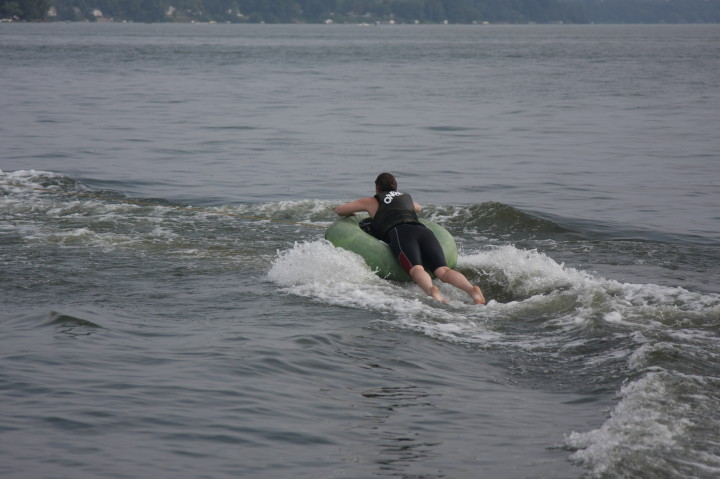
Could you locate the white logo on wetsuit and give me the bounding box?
[383,191,403,204]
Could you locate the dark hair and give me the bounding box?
[375,172,397,192]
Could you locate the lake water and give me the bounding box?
[1,22,720,478]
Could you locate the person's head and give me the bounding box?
[375,172,397,192]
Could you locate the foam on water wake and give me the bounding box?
[565,370,720,478]
[269,238,717,332]
[268,237,720,478]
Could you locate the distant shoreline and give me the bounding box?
[3,19,720,25]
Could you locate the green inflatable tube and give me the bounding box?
[324,215,458,282]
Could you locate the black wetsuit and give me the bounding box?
[373,191,448,274]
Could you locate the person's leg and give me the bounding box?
[412,227,486,305]
[409,265,446,303]
[434,266,486,304]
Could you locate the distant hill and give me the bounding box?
[3,0,719,23]
[29,0,589,24]
[577,0,720,24]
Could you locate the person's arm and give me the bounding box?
[414,202,422,212]
[334,197,376,217]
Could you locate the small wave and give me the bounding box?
[565,371,720,478]
[423,201,716,246]
[458,244,588,301]
[44,416,97,431]
[43,311,103,329]
[269,239,379,288]
[267,240,467,324]
[424,202,570,241]
[1,172,279,258]
[0,169,82,191]
[216,198,335,225]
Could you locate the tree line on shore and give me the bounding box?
[2,0,719,24]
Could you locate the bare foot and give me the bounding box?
[429,286,447,303]
[471,286,486,305]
